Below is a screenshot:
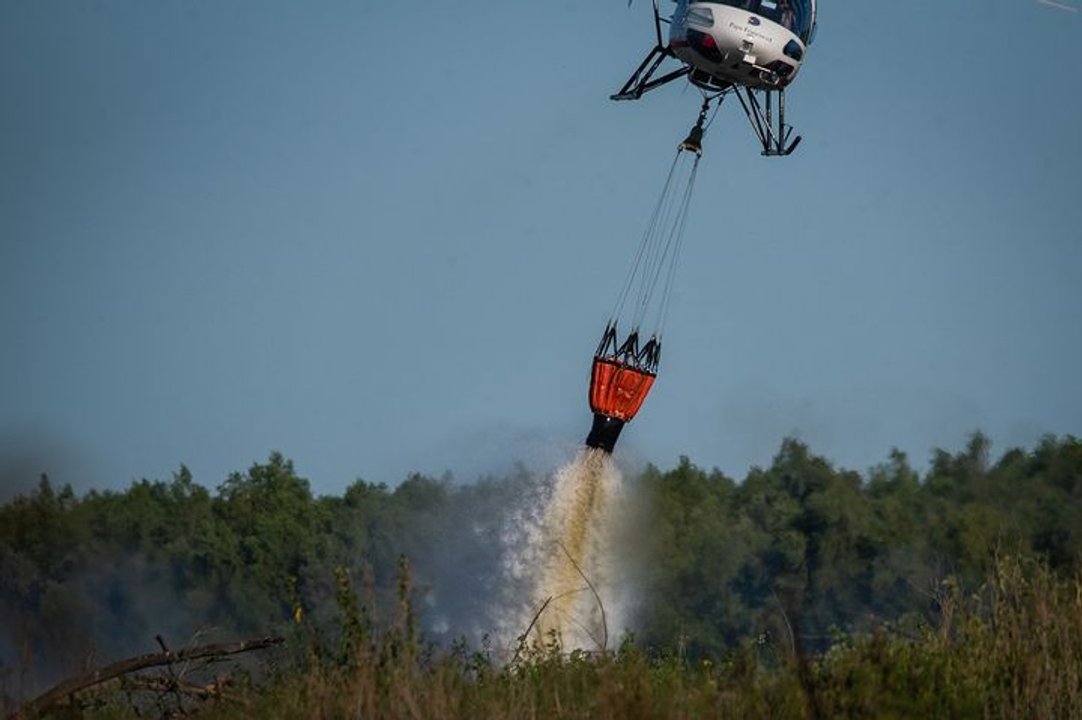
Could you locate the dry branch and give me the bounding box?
[557,540,608,652]
[10,635,283,720]
[511,595,553,665]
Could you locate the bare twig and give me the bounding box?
[772,588,797,656]
[557,540,608,652]
[153,634,186,713]
[564,613,605,654]
[511,596,553,665]
[123,673,232,700]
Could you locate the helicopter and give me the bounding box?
[613,0,817,156]
[582,1,818,454]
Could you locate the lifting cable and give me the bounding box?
[607,95,720,345]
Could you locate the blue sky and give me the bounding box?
[2,0,1080,495]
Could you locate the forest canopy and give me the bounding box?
[2,433,1080,693]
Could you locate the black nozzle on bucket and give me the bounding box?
[679,124,704,155]
[585,413,625,453]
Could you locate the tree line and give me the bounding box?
[2,433,1080,693]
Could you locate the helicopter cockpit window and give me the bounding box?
[703,0,815,44]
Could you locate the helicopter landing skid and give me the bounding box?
[611,47,802,156]
[732,85,802,156]
[611,45,689,101]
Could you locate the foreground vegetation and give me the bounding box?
[2,433,1081,716]
[20,553,1082,719]
[217,555,1082,720]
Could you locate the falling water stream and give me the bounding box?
[501,447,627,652]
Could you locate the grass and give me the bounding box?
[14,554,1082,719]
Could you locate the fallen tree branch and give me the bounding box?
[10,635,283,720]
[122,673,232,700]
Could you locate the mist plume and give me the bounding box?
[498,448,631,652]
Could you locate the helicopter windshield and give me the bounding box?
[697,0,815,44]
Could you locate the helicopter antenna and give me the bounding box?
[652,0,663,48]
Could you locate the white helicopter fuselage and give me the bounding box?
[669,1,808,90]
